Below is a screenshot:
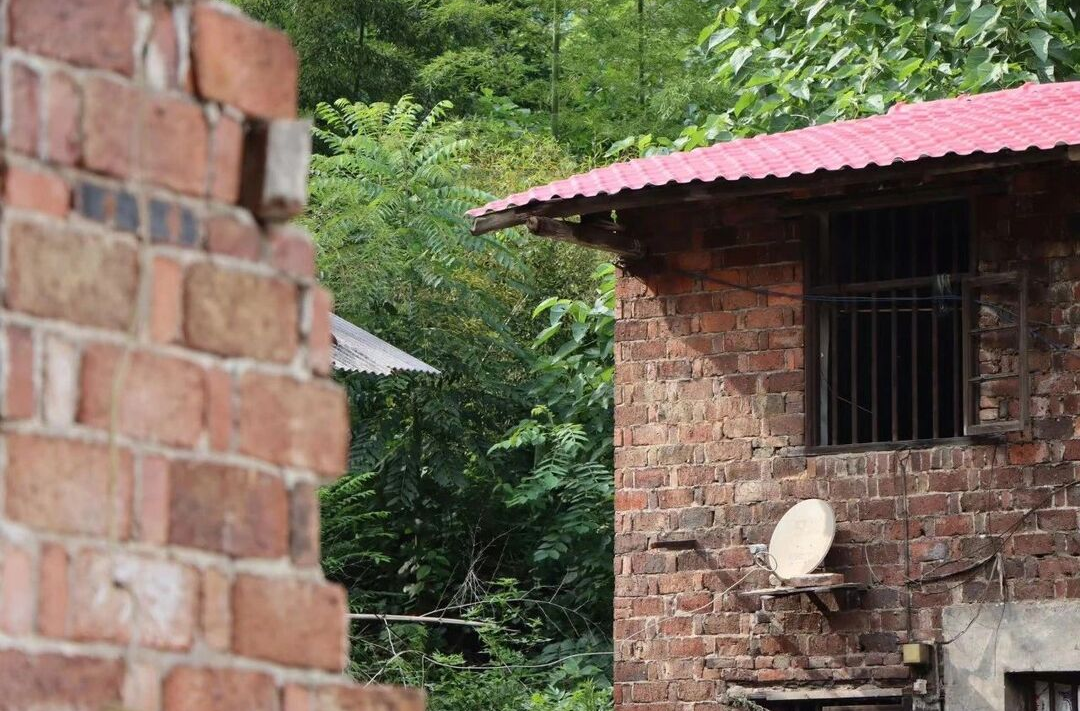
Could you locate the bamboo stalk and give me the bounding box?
[348,613,490,628]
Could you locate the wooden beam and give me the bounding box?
[469,147,1068,234]
[525,216,646,258]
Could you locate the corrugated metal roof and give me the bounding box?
[468,82,1080,227]
[331,314,440,376]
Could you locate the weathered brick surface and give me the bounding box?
[0,651,123,710]
[83,76,139,179]
[192,4,299,119]
[611,164,1080,706]
[206,213,263,260]
[232,574,347,670]
[2,326,35,419]
[79,345,207,447]
[9,62,40,156]
[5,434,132,538]
[168,461,289,558]
[10,0,138,75]
[237,372,349,476]
[0,2,419,709]
[69,549,198,650]
[184,262,299,362]
[141,94,210,196]
[6,220,138,330]
[3,164,70,216]
[46,70,82,166]
[163,666,277,711]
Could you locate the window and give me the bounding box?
[806,198,1028,449]
[1009,673,1080,711]
[759,697,904,710]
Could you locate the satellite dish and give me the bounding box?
[768,499,836,581]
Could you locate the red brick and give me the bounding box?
[616,490,648,511]
[168,460,288,559]
[237,372,348,476]
[934,514,974,537]
[6,221,138,330]
[140,94,210,196]
[206,214,263,260]
[163,666,276,711]
[192,5,299,119]
[79,345,206,447]
[283,685,312,711]
[290,483,321,566]
[309,287,334,375]
[205,368,234,451]
[46,71,82,166]
[269,225,315,279]
[37,543,69,637]
[0,543,33,635]
[83,76,138,179]
[4,164,70,216]
[201,568,231,652]
[1008,442,1046,465]
[3,326,34,420]
[9,62,40,156]
[183,263,299,362]
[1011,532,1055,556]
[1037,509,1077,531]
[70,549,198,651]
[122,662,161,711]
[5,434,132,538]
[0,651,123,709]
[138,456,171,545]
[210,114,244,203]
[232,574,346,670]
[315,686,426,711]
[147,4,184,91]
[907,494,948,517]
[150,256,184,344]
[10,0,137,74]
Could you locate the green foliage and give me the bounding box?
[348,581,611,711]
[230,0,550,112]
[555,0,728,147]
[611,0,1080,155]
[306,97,611,707]
[490,263,615,619]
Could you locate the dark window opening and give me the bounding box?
[1008,672,1080,711]
[808,199,971,448]
[760,697,905,711]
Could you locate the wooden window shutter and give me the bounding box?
[961,270,1030,436]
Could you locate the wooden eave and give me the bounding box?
[469,146,1074,238]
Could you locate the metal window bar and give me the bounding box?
[811,200,972,447]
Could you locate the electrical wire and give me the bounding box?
[671,266,1074,352]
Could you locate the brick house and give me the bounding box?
[470,82,1080,711]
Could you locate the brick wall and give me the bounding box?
[612,162,1080,709]
[0,1,423,709]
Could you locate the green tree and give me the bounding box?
[613,0,1080,154]
[230,0,550,111]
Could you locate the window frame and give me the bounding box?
[801,194,1028,454]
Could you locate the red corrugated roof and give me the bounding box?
[468,82,1080,225]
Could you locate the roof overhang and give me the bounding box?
[330,314,440,376]
[468,82,1080,237]
[470,146,1075,237]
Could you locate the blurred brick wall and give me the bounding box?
[0,1,423,709]
[611,163,1080,708]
